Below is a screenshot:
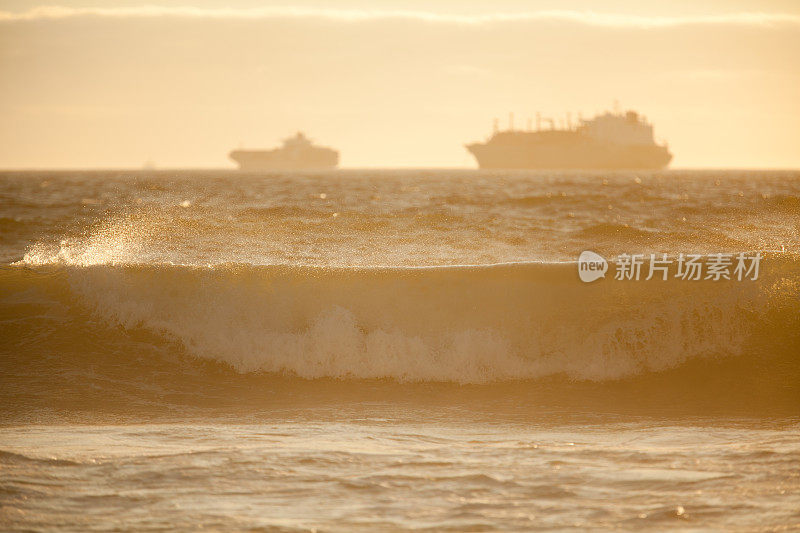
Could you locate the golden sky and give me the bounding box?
[1,0,799,168]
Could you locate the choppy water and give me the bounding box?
[1,169,799,531]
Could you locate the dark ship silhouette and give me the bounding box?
[466,109,672,169]
[229,132,339,170]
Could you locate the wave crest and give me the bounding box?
[3,257,797,384]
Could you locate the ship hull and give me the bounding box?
[467,135,672,170]
[229,149,338,171]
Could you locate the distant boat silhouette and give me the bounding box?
[229,132,339,170]
[467,109,672,169]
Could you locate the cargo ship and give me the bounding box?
[466,109,672,169]
[229,132,339,170]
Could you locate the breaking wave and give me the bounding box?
[2,254,798,386]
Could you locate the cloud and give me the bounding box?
[1,6,799,28]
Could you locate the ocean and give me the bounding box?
[1,169,799,531]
